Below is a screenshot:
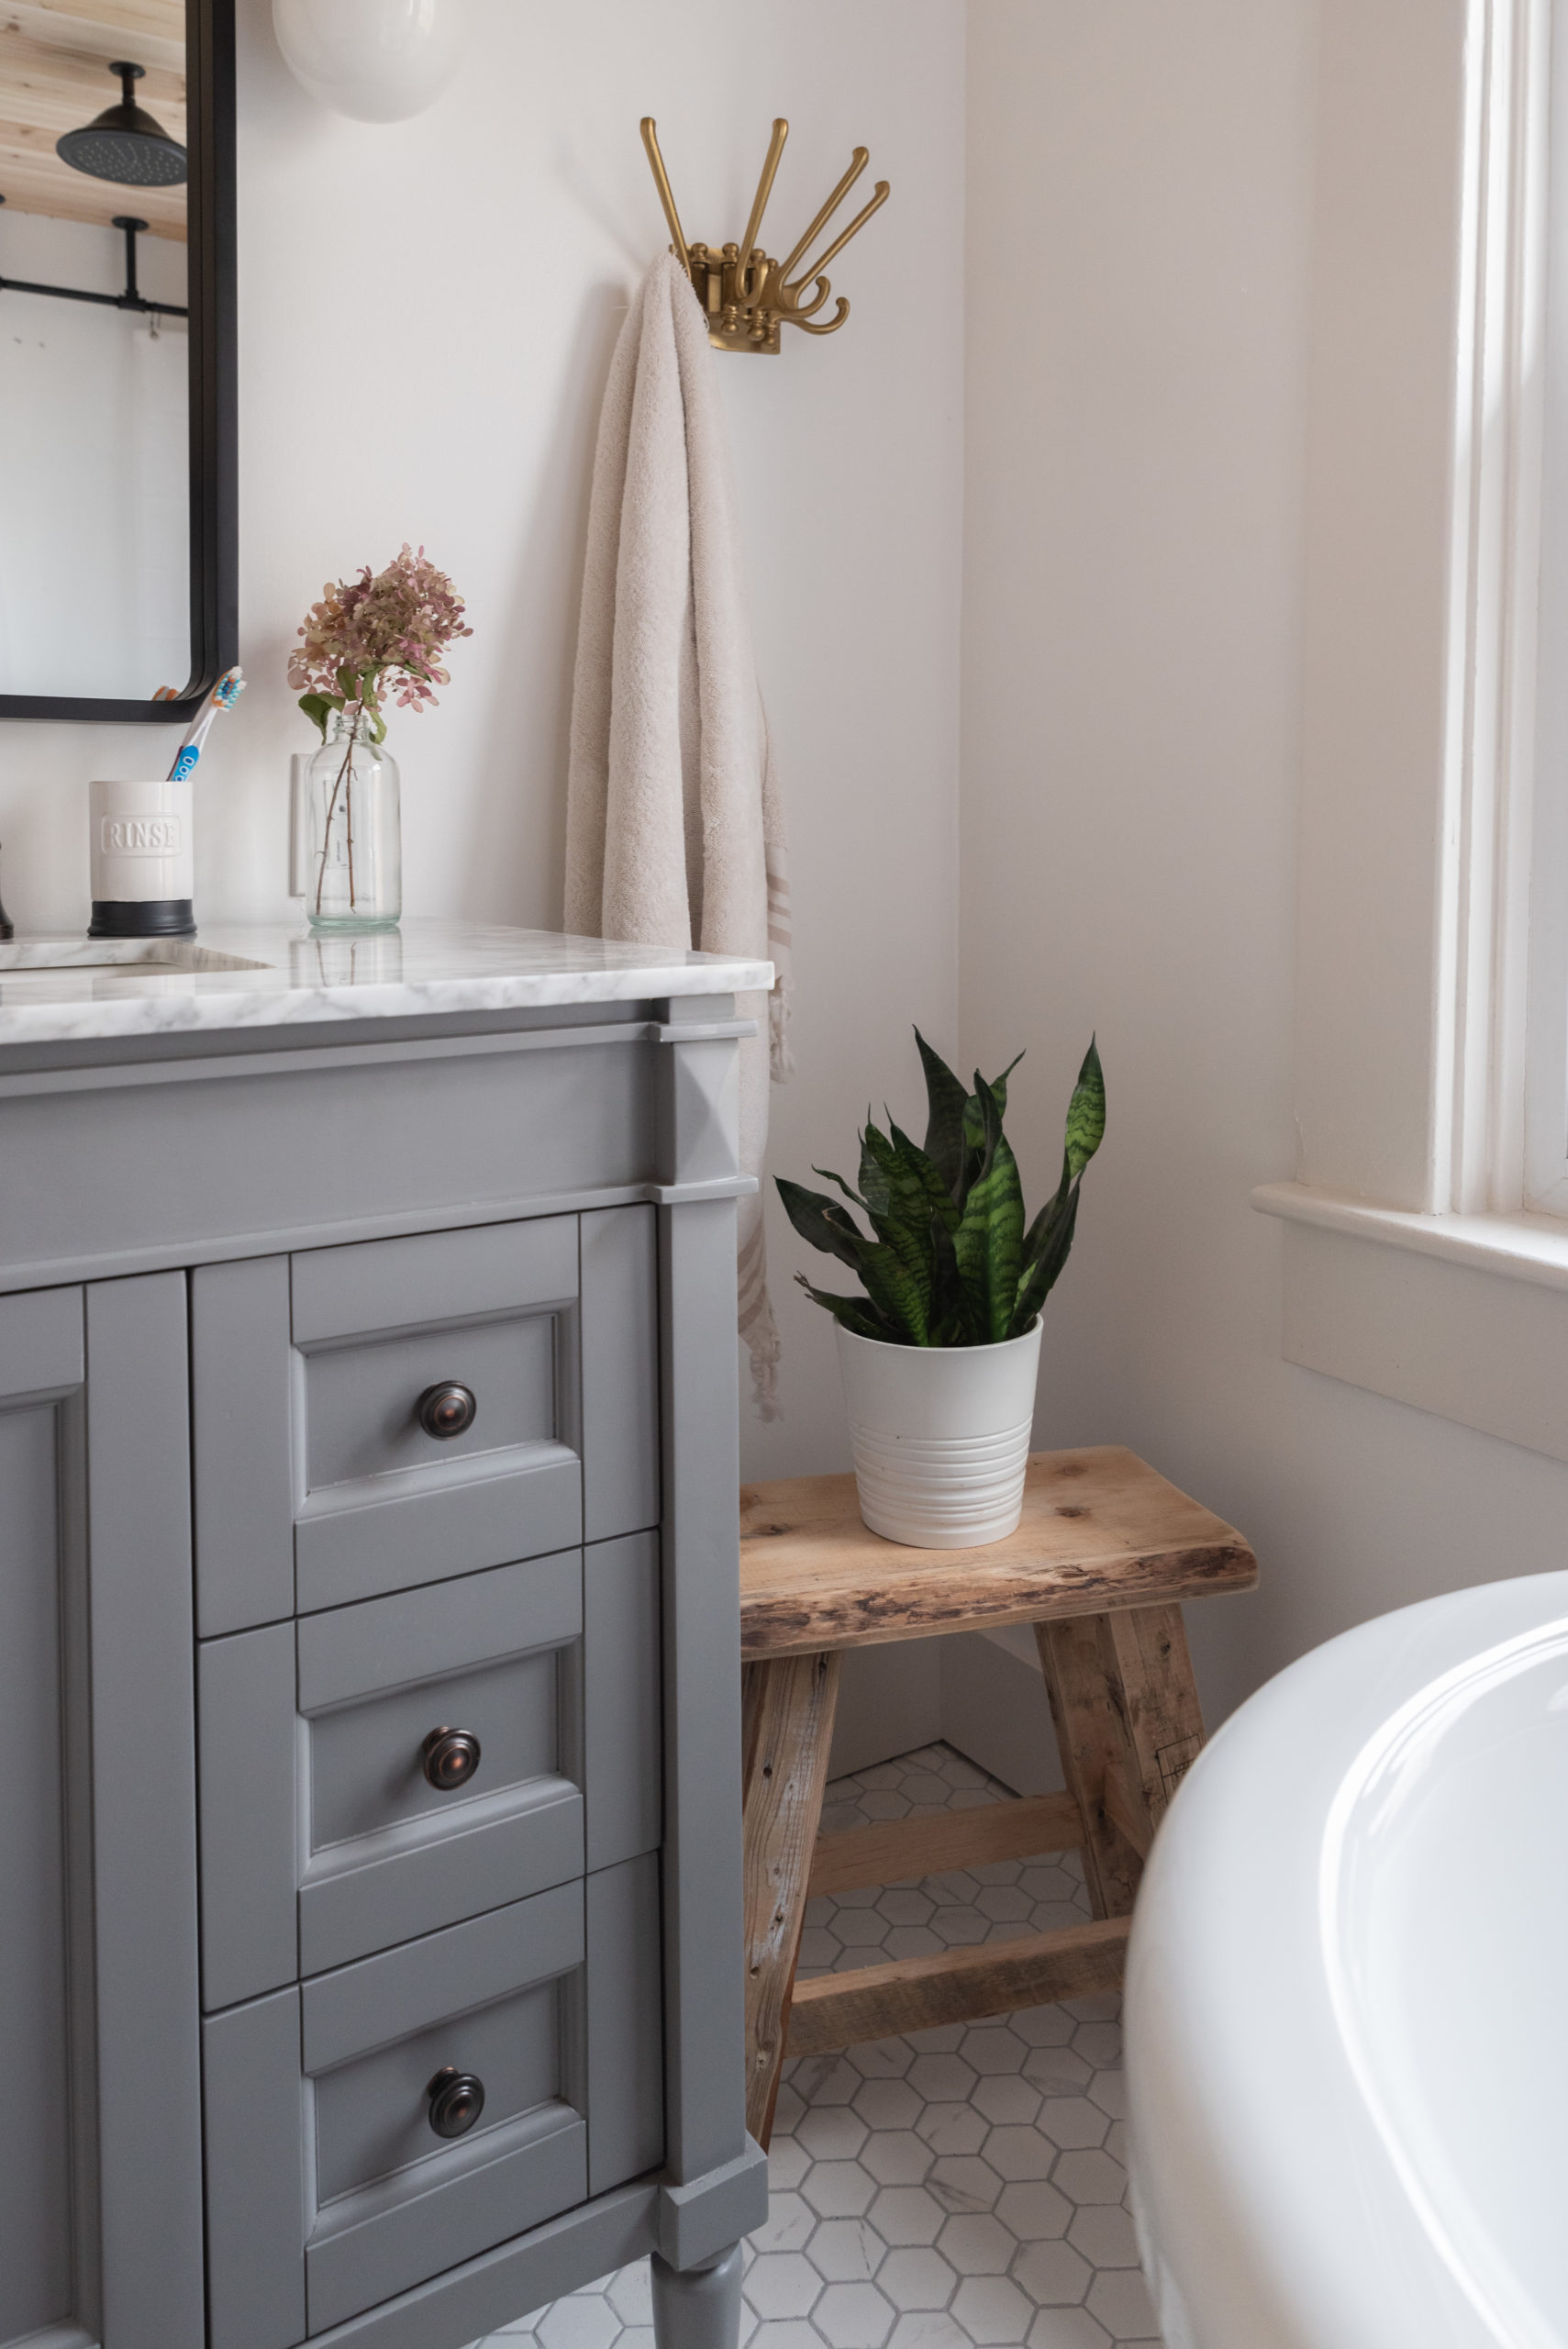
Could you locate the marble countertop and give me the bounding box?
[0,921,774,1048]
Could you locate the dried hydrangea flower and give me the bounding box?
[289,544,473,741]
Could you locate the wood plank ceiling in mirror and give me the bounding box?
[1,2,186,241]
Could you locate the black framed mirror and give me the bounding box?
[0,0,235,724]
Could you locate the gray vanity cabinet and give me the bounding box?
[0,977,767,2349]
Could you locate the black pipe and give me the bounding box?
[0,206,188,317]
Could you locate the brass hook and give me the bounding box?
[637,116,888,353]
[777,148,869,286]
[639,117,691,282]
[740,118,789,273]
[784,179,891,297]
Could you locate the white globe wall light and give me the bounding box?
[272,0,465,124]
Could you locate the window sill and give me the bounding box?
[1252,1183,1568,1463]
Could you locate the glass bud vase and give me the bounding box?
[305,711,401,931]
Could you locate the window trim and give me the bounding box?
[1261,0,1568,1459]
[1525,0,1568,1208]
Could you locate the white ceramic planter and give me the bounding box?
[835,1319,1041,1548]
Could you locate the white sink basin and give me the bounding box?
[1126,1573,1568,2349]
[0,940,272,976]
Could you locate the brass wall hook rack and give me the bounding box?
[639,116,889,355]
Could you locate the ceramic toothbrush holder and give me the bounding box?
[88,776,195,940]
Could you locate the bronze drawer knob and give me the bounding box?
[426,2067,484,2139]
[421,1726,481,1791]
[417,1381,476,1439]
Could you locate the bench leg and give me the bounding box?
[1035,1602,1205,1917]
[740,1650,841,2146]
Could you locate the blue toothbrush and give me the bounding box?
[168,666,245,782]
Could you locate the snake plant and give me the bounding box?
[777,1031,1105,1347]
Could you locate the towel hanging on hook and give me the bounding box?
[639,115,889,354]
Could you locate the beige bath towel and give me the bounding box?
[565,252,793,1417]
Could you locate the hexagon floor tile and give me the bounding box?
[473,1743,1163,2349]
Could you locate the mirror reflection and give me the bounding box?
[0,2,189,702]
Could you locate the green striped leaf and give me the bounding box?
[812,1164,870,1214]
[962,1050,1024,1152]
[775,1178,868,1275]
[953,1083,1025,1343]
[915,1030,972,1201]
[795,1278,902,1344]
[859,1241,930,1345]
[1064,1037,1106,1180]
[1012,1181,1080,1335]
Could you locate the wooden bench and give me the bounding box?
[738,1445,1257,2144]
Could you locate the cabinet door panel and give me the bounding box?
[0,1368,81,2346]
[0,1278,202,2349]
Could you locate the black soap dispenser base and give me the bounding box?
[88,899,196,941]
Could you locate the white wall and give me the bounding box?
[0,0,964,1475]
[962,0,1568,1736]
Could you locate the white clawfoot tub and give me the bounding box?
[1125,1572,1568,2349]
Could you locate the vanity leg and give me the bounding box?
[651,2242,745,2349]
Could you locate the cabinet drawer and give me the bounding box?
[194,1208,659,1634]
[304,1887,586,2332]
[293,1219,582,1613]
[199,1536,662,2007]
[204,1861,663,2349]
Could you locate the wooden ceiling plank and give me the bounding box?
[3,4,184,75]
[32,0,184,47]
[0,26,185,112]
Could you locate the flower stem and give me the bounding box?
[312,709,361,917]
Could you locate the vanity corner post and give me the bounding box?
[650,2241,746,2349]
[653,993,743,1191]
[650,992,768,2310]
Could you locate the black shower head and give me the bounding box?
[56,61,186,189]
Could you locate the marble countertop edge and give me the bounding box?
[0,921,775,1049]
